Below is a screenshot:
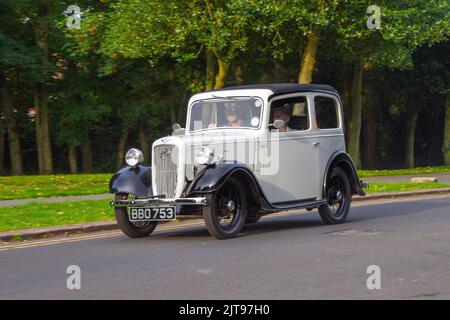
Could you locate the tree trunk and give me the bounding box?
[342,63,353,148]
[205,49,215,91]
[405,111,418,168]
[214,54,230,90]
[0,133,4,175]
[443,92,450,165]
[139,128,150,162]
[117,129,129,169]
[0,74,23,175]
[33,15,53,174]
[232,63,244,85]
[347,58,363,168]
[363,102,377,169]
[68,145,78,174]
[298,31,320,84]
[34,85,53,174]
[34,89,44,173]
[81,142,93,173]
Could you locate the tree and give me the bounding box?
[0,1,42,175]
[333,0,450,167]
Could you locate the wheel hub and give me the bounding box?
[226,200,235,212]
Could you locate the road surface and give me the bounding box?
[0,195,449,299]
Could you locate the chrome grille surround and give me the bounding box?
[154,144,178,198]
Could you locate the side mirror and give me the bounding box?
[172,123,185,136]
[272,119,285,130]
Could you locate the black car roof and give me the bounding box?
[214,83,338,98]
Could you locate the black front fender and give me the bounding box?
[109,164,153,198]
[186,162,260,196]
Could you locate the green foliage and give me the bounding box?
[0,0,449,174]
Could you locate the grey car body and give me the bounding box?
[110,83,366,239]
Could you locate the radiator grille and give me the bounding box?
[154,145,178,198]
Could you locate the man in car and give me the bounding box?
[208,102,245,128]
[272,105,292,132]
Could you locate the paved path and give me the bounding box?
[363,172,450,183]
[1,195,449,299]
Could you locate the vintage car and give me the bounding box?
[110,83,367,239]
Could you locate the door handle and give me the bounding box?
[313,140,320,147]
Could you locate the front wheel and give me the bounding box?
[114,194,158,238]
[202,177,247,239]
[318,167,351,224]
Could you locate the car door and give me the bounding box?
[255,94,321,203]
[313,94,346,184]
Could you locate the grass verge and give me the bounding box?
[0,182,449,233]
[359,166,449,178]
[0,200,113,232]
[0,166,448,201]
[365,182,450,193]
[0,174,110,200]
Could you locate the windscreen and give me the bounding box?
[189,97,263,131]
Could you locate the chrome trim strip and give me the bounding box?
[110,197,207,208]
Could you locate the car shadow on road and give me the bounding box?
[148,197,450,240]
[152,213,324,240]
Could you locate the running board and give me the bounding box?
[263,199,327,211]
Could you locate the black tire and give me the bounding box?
[114,194,158,238]
[203,177,247,239]
[318,167,351,224]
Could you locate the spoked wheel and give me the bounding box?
[114,194,158,238]
[318,167,351,224]
[203,177,247,239]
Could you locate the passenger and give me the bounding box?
[272,105,292,132]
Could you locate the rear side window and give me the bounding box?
[315,96,339,129]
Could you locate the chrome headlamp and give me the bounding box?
[194,146,214,165]
[125,148,144,167]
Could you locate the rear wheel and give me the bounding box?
[318,167,351,224]
[203,177,247,239]
[114,194,158,238]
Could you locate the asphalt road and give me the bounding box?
[1,195,449,300]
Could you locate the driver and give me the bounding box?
[272,105,292,132]
[208,102,245,128]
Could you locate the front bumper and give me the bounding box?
[110,197,207,208]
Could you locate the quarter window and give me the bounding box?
[315,96,339,129]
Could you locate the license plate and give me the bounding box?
[128,206,176,221]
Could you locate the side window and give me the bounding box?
[315,96,339,129]
[270,96,309,132]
